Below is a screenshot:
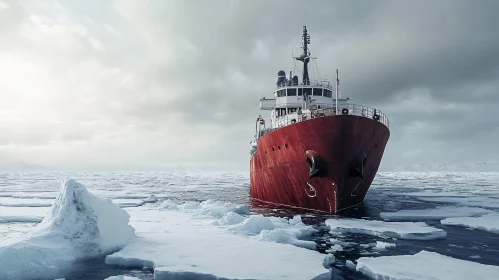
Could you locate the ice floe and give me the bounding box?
[105,200,326,279]
[374,241,396,250]
[104,276,142,280]
[356,250,499,280]
[380,206,494,221]
[0,206,49,223]
[441,213,499,234]
[0,197,53,207]
[0,179,134,280]
[112,199,145,207]
[325,218,447,240]
[415,196,499,209]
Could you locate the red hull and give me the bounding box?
[249,115,390,214]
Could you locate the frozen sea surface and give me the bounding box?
[0,171,498,279]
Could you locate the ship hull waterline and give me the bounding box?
[249,115,390,214]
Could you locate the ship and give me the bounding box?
[249,26,390,214]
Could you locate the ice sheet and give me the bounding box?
[0,179,134,280]
[106,202,326,280]
[112,199,145,207]
[441,214,499,234]
[380,206,494,221]
[104,276,142,280]
[325,218,446,240]
[0,197,53,207]
[0,206,49,222]
[415,196,499,209]
[356,250,499,280]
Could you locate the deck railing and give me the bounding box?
[258,104,389,138]
[276,79,333,89]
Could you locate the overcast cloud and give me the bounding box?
[0,0,498,171]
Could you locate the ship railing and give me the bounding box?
[259,104,389,137]
[276,79,333,89]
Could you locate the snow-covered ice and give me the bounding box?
[325,218,447,240]
[105,200,326,279]
[104,276,142,280]
[0,179,134,280]
[441,213,499,234]
[356,250,499,280]
[112,199,145,207]
[374,241,396,250]
[415,196,499,209]
[0,206,49,223]
[380,206,494,221]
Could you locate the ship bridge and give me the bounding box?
[253,26,389,141]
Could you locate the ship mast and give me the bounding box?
[336,69,339,114]
[294,26,311,85]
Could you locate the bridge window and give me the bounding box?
[288,108,298,114]
[324,89,332,98]
[298,88,303,96]
[303,88,312,96]
[276,108,287,116]
[277,89,286,97]
[287,88,297,96]
[313,88,322,96]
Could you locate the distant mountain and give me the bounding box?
[391,161,499,172]
[0,162,51,172]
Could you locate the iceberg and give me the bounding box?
[0,179,134,280]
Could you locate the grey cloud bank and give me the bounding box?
[0,0,498,171]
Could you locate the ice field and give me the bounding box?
[0,171,498,279]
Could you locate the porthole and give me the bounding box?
[285,144,288,148]
[272,147,275,151]
[278,146,281,150]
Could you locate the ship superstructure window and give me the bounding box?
[313,88,322,96]
[288,108,298,114]
[287,88,297,96]
[324,89,332,98]
[298,88,303,96]
[276,108,287,116]
[277,89,286,97]
[303,88,312,96]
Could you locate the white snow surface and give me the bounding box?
[356,250,499,280]
[106,199,326,280]
[441,213,499,234]
[104,276,142,280]
[380,206,494,221]
[325,218,446,240]
[0,179,134,280]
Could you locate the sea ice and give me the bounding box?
[441,213,499,234]
[0,197,53,207]
[322,254,335,269]
[374,241,396,250]
[0,179,134,280]
[112,199,145,207]
[0,215,43,223]
[0,206,49,223]
[106,201,326,279]
[325,218,447,240]
[380,206,494,221]
[356,250,499,280]
[414,196,499,209]
[104,276,142,280]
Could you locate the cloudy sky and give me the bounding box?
[0,0,498,171]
